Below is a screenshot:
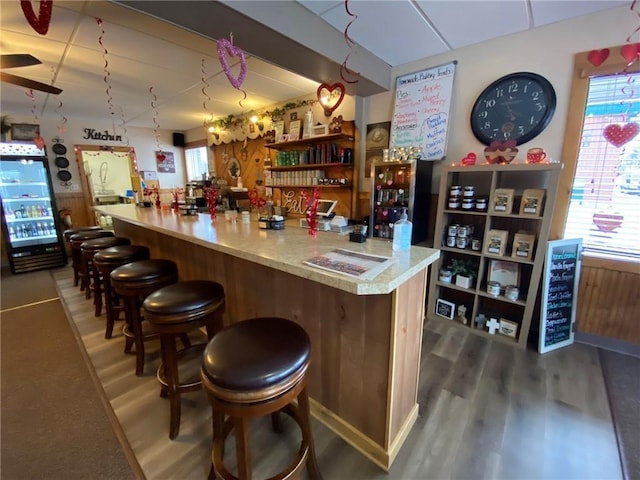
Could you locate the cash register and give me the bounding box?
[299,199,337,231]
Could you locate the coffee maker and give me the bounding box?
[185,180,210,211]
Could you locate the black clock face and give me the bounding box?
[470,72,556,145]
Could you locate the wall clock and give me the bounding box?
[470,72,556,145]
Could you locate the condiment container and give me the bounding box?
[487,281,501,296]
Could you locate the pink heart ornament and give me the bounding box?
[603,123,640,148]
[620,44,640,64]
[217,39,247,90]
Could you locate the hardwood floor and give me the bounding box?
[52,266,622,479]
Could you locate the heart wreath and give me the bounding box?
[217,38,247,90]
[316,83,345,116]
[20,0,52,35]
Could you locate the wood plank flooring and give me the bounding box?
[52,266,622,479]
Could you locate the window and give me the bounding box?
[184,145,210,181]
[564,73,640,258]
[557,45,640,261]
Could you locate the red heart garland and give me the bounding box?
[20,0,52,35]
[317,83,346,116]
[461,152,477,166]
[620,43,640,64]
[587,49,609,67]
[217,38,247,90]
[603,123,640,148]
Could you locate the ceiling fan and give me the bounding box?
[0,53,62,95]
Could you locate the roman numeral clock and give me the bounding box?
[470,72,556,145]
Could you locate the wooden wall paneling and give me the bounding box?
[54,192,93,229]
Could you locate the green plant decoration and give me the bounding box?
[447,258,478,280]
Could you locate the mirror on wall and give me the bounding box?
[75,145,137,206]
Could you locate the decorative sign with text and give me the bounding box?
[389,61,457,161]
[539,238,582,354]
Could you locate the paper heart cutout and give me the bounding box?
[587,48,609,67]
[620,44,640,64]
[378,174,384,179]
[603,122,640,148]
[398,189,404,194]
[387,180,393,186]
[317,83,345,116]
[217,39,247,90]
[33,136,45,150]
[20,0,52,35]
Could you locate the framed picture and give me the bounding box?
[11,123,40,141]
[156,151,176,173]
[365,149,383,178]
[366,122,391,150]
[290,111,298,121]
[273,120,285,142]
[484,229,509,256]
[435,298,455,320]
[488,259,520,289]
[512,232,536,260]
[288,120,301,141]
[519,188,546,216]
[491,188,514,214]
[312,124,329,137]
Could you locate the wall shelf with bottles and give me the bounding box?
[426,163,561,349]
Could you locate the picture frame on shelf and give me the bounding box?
[435,298,455,320]
[484,229,509,256]
[288,120,302,141]
[273,120,285,141]
[312,124,329,137]
[519,188,546,216]
[491,188,514,214]
[10,123,40,141]
[488,259,521,289]
[512,232,536,260]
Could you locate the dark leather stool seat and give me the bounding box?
[69,230,114,289]
[63,225,103,241]
[110,259,179,376]
[93,245,150,339]
[143,280,226,439]
[201,317,321,480]
[81,236,131,303]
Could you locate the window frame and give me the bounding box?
[553,44,640,269]
[183,139,211,181]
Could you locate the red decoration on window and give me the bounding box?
[603,122,640,148]
[620,43,640,64]
[587,49,609,67]
[20,0,52,35]
[317,83,345,116]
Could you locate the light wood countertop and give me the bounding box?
[95,204,439,295]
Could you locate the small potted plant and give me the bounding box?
[448,258,478,289]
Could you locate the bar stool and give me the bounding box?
[69,230,114,289]
[93,245,150,338]
[143,280,226,439]
[81,236,131,303]
[110,259,179,376]
[201,317,321,480]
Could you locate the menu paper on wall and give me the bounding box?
[539,238,582,354]
[389,61,457,161]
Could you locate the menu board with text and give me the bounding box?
[539,238,582,353]
[389,61,457,161]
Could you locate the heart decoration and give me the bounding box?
[461,152,477,166]
[317,83,345,116]
[20,0,52,35]
[603,122,640,148]
[587,48,610,67]
[217,38,247,90]
[484,140,518,164]
[378,174,384,180]
[33,135,45,150]
[620,43,640,64]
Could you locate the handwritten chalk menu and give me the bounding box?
[389,61,457,161]
[539,239,582,354]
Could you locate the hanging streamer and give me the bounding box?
[149,86,163,156]
[341,0,360,84]
[626,1,640,43]
[55,100,68,133]
[25,89,37,123]
[96,18,116,120]
[118,106,130,147]
[217,34,249,110]
[201,58,214,127]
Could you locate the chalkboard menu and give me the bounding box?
[539,239,582,353]
[389,61,457,161]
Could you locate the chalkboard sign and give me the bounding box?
[389,61,457,161]
[539,239,582,354]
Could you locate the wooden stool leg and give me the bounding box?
[93,263,103,316]
[123,295,136,355]
[234,416,252,480]
[298,386,322,480]
[82,255,91,297]
[160,333,182,440]
[103,277,115,339]
[131,296,146,376]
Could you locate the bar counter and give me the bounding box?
[95,204,439,471]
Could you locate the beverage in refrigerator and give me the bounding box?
[1,142,67,273]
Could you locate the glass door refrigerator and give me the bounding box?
[1,142,67,273]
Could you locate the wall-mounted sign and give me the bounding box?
[82,128,122,142]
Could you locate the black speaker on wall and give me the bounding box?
[172,132,185,147]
